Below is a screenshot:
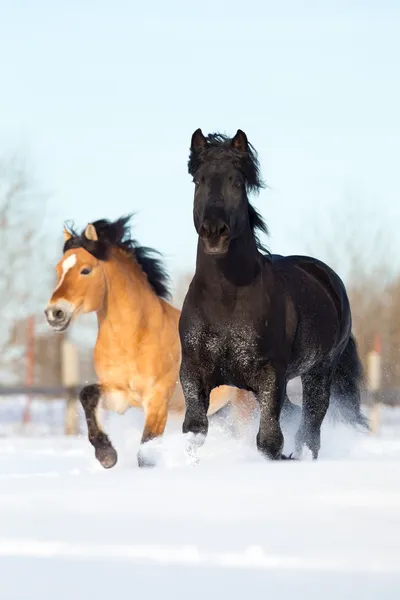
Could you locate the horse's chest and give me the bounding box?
[202,323,259,374]
[182,312,261,379]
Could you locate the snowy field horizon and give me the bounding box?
[0,398,400,599]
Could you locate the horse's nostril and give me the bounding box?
[200,221,230,239]
[45,307,66,323]
[218,224,230,238]
[199,224,208,239]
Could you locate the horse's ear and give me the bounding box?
[84,223,98,241]
[191,128,208,151]
[63,227,72,242]
[231,129,248,153]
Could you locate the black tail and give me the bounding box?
[330,334,369,429]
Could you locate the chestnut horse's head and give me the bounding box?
[45,224,106,331]
[45,217,171,332]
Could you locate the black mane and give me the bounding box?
[188,132,269,253]
[63,215,171,300]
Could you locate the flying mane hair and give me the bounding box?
[63,215,171,300]
[188,132,270,254]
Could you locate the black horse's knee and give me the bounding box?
[182,412,208,437]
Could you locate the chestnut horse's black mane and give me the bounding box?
[188,132,269,254]
[64,215,171,300]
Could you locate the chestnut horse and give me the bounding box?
[45,216,261,468]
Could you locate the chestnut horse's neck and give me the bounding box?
[96,248,177,346]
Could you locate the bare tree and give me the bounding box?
[306,199,399,390]
[0,152,50,383]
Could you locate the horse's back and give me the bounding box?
[269,253,348,314]
[268,253,351,353]
[270,253,343,283]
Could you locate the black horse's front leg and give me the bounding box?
[80,384,118,469]
[180,358,210,461]
[256,365,287,460]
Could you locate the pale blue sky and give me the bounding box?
[1,1,399,290]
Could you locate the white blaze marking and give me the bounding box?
[54,254,77,291]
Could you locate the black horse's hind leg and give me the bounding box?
[256,365,286,460]
[80,384,118,469]
[295,367,332,459]
[180,360,210,460]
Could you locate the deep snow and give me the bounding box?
[0,402,400,600]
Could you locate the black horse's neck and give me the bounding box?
[196,229,263,289]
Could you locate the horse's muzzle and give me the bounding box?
[199,219,230,256]
[45,303,73,332]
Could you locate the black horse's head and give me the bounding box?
[188,129,266,256]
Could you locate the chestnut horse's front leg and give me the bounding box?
[80,384,118,469]
[137,390,170,468]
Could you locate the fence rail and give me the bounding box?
[0,384,398,437]
[0,385,81,435]
[0,386,79,396]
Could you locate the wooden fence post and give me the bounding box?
[61,339,79,435]
[22,315,35,425]
[367,335,382,435]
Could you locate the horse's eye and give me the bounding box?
[81,267,92,275]
[193,178,199,186]
[235,180,242,188]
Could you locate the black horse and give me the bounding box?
[179,128,367,460]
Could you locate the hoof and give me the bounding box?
[281,453,297,460]
[137,454,156,468]
[185,435,204,466]
[186,446,200,467]
[95,446,118,469]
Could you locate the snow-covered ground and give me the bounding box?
[1,402,400,600]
